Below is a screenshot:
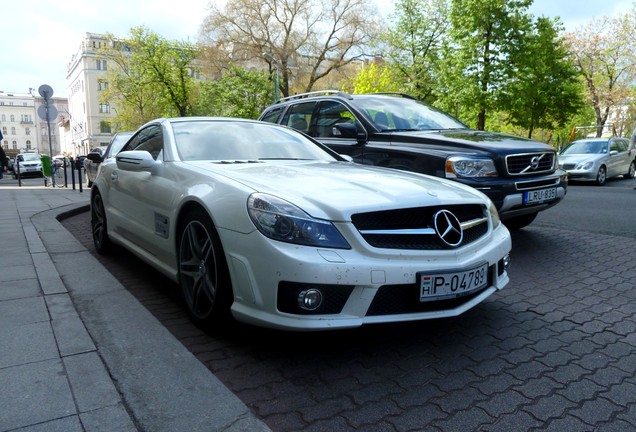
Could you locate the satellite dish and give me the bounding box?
[37,104,58,121]
[38,84,54,100]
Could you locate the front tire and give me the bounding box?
[596,166,607,185]
[91,191,113,254]
[178,208,233,328]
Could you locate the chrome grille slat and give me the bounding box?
[506,152,555,175]
[352,205,489,250]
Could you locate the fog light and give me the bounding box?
[298,289,323,311]
[503,253,511,270]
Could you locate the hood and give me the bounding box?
[559,153,604,165]
[190,160,488,221]
[385,129,554,155]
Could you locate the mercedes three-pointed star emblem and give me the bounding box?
[433,210,463,247]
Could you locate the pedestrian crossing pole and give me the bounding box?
[37,85,58,187]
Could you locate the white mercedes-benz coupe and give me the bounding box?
[90,118,511,331]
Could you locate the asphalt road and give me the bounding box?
[61,180,636,432]
[535,176,636,237]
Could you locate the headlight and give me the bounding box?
[487,199,501,229]
[576,161,594,170]
[446,156,497,178]
[247,193,351,249]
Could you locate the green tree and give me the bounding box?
[438,0,533,130]
[192,67,273,119]
[201,0,380,98]
[565,14,636,137]
[346,61,402,94]
[380,0,450,102]
[500,17,585,139]
[99,27,202,128]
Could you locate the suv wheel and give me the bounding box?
[504,212,538,230]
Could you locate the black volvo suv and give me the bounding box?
[259,91,568,229]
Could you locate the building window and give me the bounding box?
[26,140,31,150]
[99,103,111,113]
[11,127,16,135]
[12,141,17,149]
[100,121,112,133]
[2,127,6,135]
[97,80,109,91]
[25,127,30,135]
[96,59,108,70]
[10,115,15,122]
[1,114,5,121]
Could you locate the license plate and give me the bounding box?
[523,187,557,205]
[25,167,37,172]
[419,263,489,302]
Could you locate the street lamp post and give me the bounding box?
[263,52,281,102]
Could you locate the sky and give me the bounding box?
[0,0,632,98]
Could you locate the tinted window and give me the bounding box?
[122,125,163,160]
[260,107,284,124]
[282,102,316,134]
[314,101,357,138]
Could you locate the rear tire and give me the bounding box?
[625,161,635,179]
[504,212,538,230]
[177,207,233,329]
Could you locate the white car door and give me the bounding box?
[108,124,177,262]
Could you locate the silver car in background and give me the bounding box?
[558,137,636,185]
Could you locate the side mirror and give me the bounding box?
[86,152,104,163]
[116,150,160,174]
[332,123,367,143]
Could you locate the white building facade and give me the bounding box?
[66,32,117,156]
[0,91,68,157]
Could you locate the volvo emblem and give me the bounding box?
[530,155,540,170]
[433,210,463,247]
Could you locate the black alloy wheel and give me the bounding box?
[91,191,112,254]
[178,208,233,328]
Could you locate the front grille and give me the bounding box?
[351,204,488,250]
[506,152,555,175]
[366,265,494,316]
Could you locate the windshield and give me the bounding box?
[172,121,338,162]
[110,132,134,156]
[19,153,40,161]
[560,140,608,155]
[353,96,468,131]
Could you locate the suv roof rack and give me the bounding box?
[371,92,419,100]
[277,90,353,103]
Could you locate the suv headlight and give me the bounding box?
[445,156,497,178]
[248,193,351,249]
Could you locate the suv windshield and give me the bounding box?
[353,96,468,132]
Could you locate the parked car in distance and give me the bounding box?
[558,137,636,185]
[90,117,511,331]
[259,91,568,229]
[13,153,43,179]
[84,131,134,187]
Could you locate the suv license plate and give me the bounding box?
[523,187,557,205]
[419,263,489,302]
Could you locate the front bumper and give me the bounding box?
[458,170,568,219]
[220,222,512,330]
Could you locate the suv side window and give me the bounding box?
[282,102,316,134]
[314,101,357,138]
[121,125,163,160]
[260,107,285,124]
